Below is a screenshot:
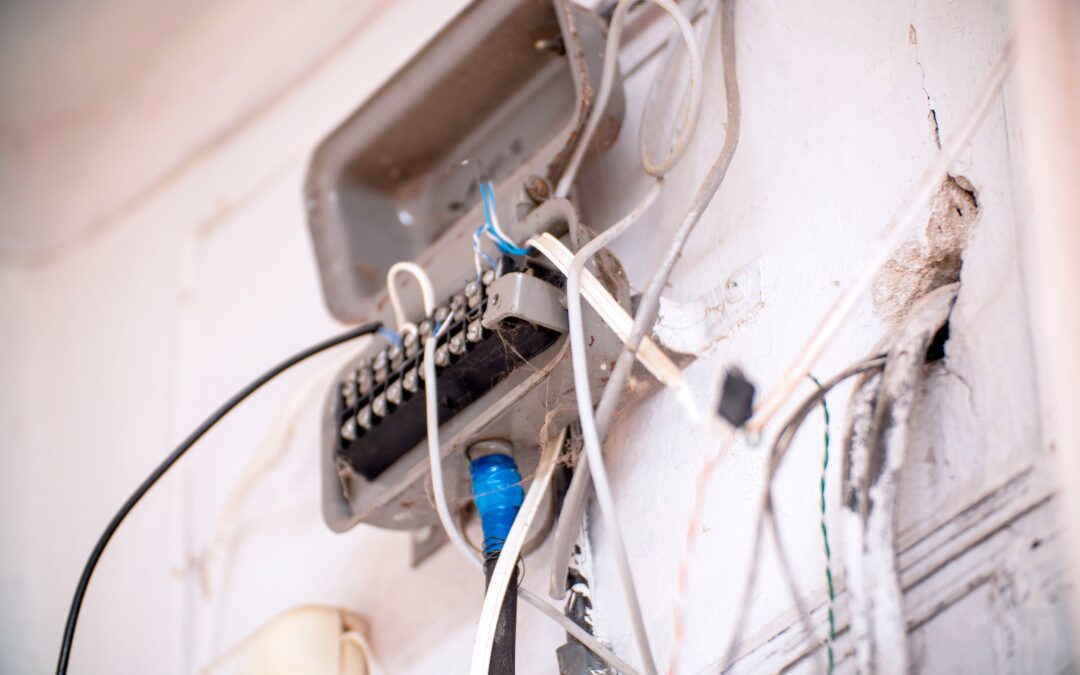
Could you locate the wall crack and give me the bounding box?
[909,17,942,149]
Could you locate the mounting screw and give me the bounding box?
[524,175,552,204]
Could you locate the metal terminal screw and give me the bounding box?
[467,320,483,343]
[435,344,450,367]
[434,306,450,324]
[481,270,496,287]
[340,380,358,407]
[373,351,388,372]
[341,417,358,442]
[403,368,419,392]
[449,333,466,355]
[372,394,388,418]
[388,344,403,369]
[356,406,373,430]
[387,380,403,405]
[357,367,374,396]
[450,294,466,311]
[403,331,419,357]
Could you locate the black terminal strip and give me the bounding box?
[335,259,563,481]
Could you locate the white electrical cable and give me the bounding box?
[390,262,643,674]
[547,180,664,597]
[528,233,684,390]
[554,0,703,199]
[421,319,481,575]
[387,261,436,335]
[470,430,563,675]
[635,0,712,176]
[563,203,665,675]
[745,38,1014,435]
[518,588,640,675]
[548,2,734,669]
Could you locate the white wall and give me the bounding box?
[0,1,1074,673]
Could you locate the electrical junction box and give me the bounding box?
[304,0,632,540]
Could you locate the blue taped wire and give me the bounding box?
[469,453,525,557]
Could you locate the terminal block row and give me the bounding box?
[335,265,563,480]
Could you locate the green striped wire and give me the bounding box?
[809,374,836,673]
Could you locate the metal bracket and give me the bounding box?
[410,523,449,567]
[482,272,569,333]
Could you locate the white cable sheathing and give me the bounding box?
[554,0,703,199]
[546,180,663,599]
[387,261,435,335]
[639,0,715,177]
[421,320,483,576]
[528,233,683,391]
[563,258,661,674]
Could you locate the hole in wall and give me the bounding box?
[925,319,950,362]
[872,174,979,326]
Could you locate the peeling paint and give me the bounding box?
[653,258,764,355]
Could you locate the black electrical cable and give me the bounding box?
[484,555,519,674]
[56,321,382,675]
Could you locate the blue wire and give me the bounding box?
[479,182,532,256]
[377,327,402,346]
[472,226,498,277]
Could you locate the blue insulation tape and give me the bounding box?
[469,453,525,557]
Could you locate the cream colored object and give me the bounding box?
[203,605,381,675]
[528,233,684,390]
